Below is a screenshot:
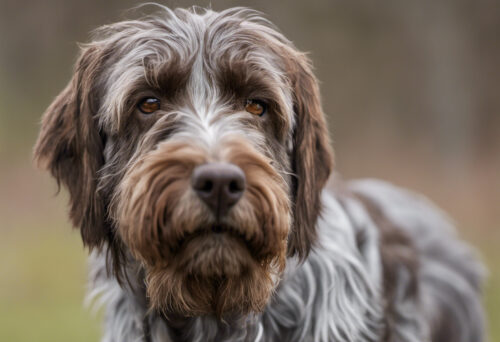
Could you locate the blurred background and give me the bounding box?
[0,0,498,340]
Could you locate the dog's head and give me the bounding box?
[34,7,333,317]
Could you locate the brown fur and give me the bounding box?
[113,137,289,316]
[33,45,109,249]
[284,51,334,260]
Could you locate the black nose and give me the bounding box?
[191,163,246,220]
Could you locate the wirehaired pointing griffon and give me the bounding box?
[34,6,486,342]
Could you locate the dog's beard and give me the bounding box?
[113,138,290,317]
[146,233,279,317]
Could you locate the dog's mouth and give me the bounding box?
[210,224,249,240]
[177,224,249,250]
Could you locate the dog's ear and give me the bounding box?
[34,45,108,249]
[286,52,334,260]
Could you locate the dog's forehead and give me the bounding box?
[98,8,295,135]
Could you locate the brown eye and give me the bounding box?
[245,99,267,116]
[138,97,160,114]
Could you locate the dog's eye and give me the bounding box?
[245,99,267,116]
[138,97,161,114]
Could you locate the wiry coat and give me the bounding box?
[34,6,486,342]
[88,180,485,342]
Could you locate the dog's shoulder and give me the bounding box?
[325,178,486,342]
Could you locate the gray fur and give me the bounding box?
[88,180,486,342]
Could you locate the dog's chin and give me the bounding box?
[144,225,278,317]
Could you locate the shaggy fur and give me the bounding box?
[34,6,486,342]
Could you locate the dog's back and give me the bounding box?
[348,179,486,342]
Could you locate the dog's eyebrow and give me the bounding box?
[143,58,194,97]
[210,63,291,137]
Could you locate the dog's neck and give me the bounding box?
[158,313,259,342]
[104,257,261,342]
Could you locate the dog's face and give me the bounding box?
[34,7,332,317]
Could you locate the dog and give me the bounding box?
[34,6,486,342]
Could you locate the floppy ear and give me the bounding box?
[34,45,108,248]
[287,53,334,260]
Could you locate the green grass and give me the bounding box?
[0,227,101,342]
